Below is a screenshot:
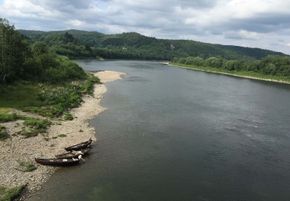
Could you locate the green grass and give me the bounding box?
[23,118,51,130]
[0,126,9,141]
[0,74,100,119]
[172,63,290,84]
[15,161,37,172]
[0,113,18,123]
[0,82,43,109]
[20,118,51,138]
[81,74,101,95]
[58,134,67,137]
[63,112,73,121]
[0,185,26,201]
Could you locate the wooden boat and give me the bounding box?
[65,138,92,151]
[55,148,91,159]
[35,157,81,166]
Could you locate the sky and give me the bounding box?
[1,0,290,54]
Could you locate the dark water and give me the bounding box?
[30,60,290,201]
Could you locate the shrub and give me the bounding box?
[0,126,9,141]
[20,118,51,138]
[81,74,101,95]
[0,113,18,123]
[63,112,73,121]
[20,128,41,138]
[0,185,26,201]
[16,161,37,172]
[23,118,51,130]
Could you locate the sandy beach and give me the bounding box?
[0,71,125,198]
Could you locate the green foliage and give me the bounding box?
[0,19,87,84]
[0,83,43,109]
[0,19,28,83]
[19,29,285,61]
[23,74,98,117]
[1,73,100,118]
[24,43,87,83]
[58,134,67,138]
[0,126,9,141]
[36,85,83,116]
[20,118,51,138]
[23,118,51,130]
[0,185,26,201]
[16,161,37,172]
[81,74,101,95]
[173,55,290,81]
[0,113,18,123]
[63,112,73,120]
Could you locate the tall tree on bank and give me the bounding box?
[0,18,27,83]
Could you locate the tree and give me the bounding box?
[205,57,224,68]
[0,18,28,83]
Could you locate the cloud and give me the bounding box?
[0,0,290,54]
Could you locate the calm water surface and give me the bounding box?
[30,60,290,201]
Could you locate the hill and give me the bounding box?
[19,29,285,60]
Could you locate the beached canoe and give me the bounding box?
[55,148,91,159]
[65,138,93,151]
[35,157,81,166]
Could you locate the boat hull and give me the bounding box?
[65,139,93,151]
[35,158,80,167]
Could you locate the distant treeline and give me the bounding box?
[172,55,290,77]
[0,19,86,83]
[19,29,285,61]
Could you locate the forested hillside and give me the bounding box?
[0,19,86,83]
[19,30,285,60]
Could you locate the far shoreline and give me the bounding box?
[170,63,290,85]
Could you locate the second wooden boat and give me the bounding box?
[65,138,93,151]
[55,148,91,159]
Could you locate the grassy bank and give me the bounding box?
[0,74,100,118]
[0,185,26,201]
[171,63,290,85]
[0,73,100,141]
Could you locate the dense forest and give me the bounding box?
[19,30,285,60]
[0,19,86,83]
[172,55,290,78]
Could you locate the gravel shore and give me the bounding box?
[0,71,125,198]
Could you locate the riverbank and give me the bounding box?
[0,71,125,200]
[170,63,290,85]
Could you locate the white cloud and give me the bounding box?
[0,0,290,54]
[237,30,260,40]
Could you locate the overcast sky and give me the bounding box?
[1,0,290,54]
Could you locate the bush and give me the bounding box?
[0,185,26,201]
[23,118,51,130]
[0,126,9,141]
[63,112,73,121]
[20,118,51,138]
[81,74,101,95]
[16,161,37,172]
[0,113,18,123]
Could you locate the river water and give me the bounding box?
[30,60,290,201]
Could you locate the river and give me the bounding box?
[29,60,290,201]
